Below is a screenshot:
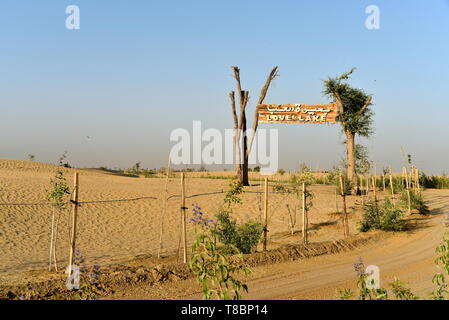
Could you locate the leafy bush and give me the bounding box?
[335,174,353,196]
[272,184,287,193]
[323,167,341,185]
[390,278,419,300]
[359,197,404,232]
[213,210,263,254]
[420,173,449,190]
[399,190,430,215]
[277,168,286,175]
[293,164,315,185]
[235,222,264,254]
[190,232,250,300]
[141,169,156,178]
[431,232,449,300]
[224,180,244,205]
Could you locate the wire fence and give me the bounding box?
[0,174,350,283]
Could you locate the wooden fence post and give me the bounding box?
[49,207,56,271]
[158,158,171,258]
[401,167,406,188]
[302,182,308,244]
[339,175,349,237]
[181,172,187,263]
[365,174,370,199]
[404,167,411,214]
[263,178,268,251]
[335,187,340,213]
[372,176,377,203]
[68,172,79,275]
[415,167,421,191]
[389,167,395,202]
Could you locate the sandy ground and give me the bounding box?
[106,190,449,300]
[2,158,447,300]
[0,159,364,286]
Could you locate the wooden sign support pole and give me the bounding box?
[181,173,187,263]
[263,178,268,251]
[68,172,79,275]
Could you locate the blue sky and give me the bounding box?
[1,1,448,173]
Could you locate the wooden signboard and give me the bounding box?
[257,104,338,124]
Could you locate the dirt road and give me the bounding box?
[112,189,448,300]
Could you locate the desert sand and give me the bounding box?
[0,158,366,286]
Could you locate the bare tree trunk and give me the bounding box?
[229,66,278,186]
[345,129,358,194]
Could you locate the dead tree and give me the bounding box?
[229,66,279,186]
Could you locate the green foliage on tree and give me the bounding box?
[323,68,374,191]
[224,180,244,206]
[323,68,374,137]
[47,156,71,209]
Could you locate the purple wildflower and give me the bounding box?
[189,204,215,228]
[353,257,365,277]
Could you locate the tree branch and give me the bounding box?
[357,96,373,116]
[334,90,346,128]
[246,66,279,157]
[230,91,238,130]
[230,90,241,168]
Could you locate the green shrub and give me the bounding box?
[420,173,449,190]
[335,175,353,196]
[190,232,250,300]
[292,164,315,185]
[141,169,156,178]
[399,190,430,215]
[359,197,404,232]
[390,278,419,300]
[224,180,244,205]
[213,210,263,254]
[235,222,264,254]
[277,168,286,175]
[431,232,449,300]
[272,184,286,193]
[213,210,237,245]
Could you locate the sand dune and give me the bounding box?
[0,158,364,285]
